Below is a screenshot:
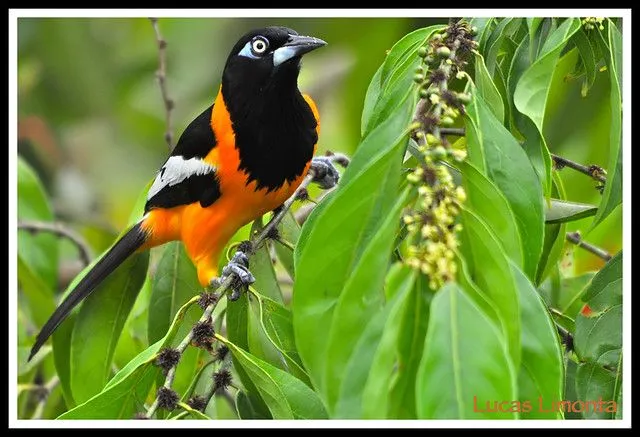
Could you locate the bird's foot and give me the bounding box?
[212,250,255,301]
[311,156,340,189]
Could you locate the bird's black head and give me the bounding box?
[222,26,326,100]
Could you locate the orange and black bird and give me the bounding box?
[29,26,338,360]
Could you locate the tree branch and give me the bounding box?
[30,376,60,420]
[439,127,465,136]
[149,17,175,150]
[551,154,607,184]
[18,220,92,266]
[566,231,612,262]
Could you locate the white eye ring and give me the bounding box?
[251,37,269,55]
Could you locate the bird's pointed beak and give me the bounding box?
[273,34,327,66]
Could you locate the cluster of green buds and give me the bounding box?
[403,20,476,290]
[582,17,605,31]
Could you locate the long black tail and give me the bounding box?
[28,223,148,361]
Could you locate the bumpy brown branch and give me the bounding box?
[566,231,612,261]
[18,220,92,266]
[551,154,607,184]
[149,18,175,150]
[30,376,60,420]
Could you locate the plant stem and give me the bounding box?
[18,220,92,266]
[149,18,174,150]
[566,231,612,261]
[439,127,466,136]
[551,154,607,184]
[30,376,59,420]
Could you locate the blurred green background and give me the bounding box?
[17,17,620,281]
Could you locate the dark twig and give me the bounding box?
[439,127,466,136]
[566,231,612,262]
[18,220,92,266]
[555,323,574,353]
[149,18,175,150]
[551,154,607,184]
[30,376,60,420]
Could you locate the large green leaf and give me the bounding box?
[147,242,200,343]
[591,20,622,228]
[545,199,598,224]
[69,251,149,403]
[536,172,568,284]
[575,361,621,419]
[387,273,432,419]
[474,53,505,124]
[58,339,162,419]
[294,106,410,394]
[466,94,544,280]
[323,189,408,410]
[460,208,521,367]
[511,263,563,419]
[571,28,599,97]
[361,266,416,419]
[17,256,55,329]
[59,294,199,419]
[248,290,309,385]
[219,336,327,419]
[513,18,581,192]
[459,161,523,268]
[17,156,58,292]
[147,241,203,397]
[416,283,516,419]
[274,211,301,279]
[575,251,622,367]
[332,264,414,418]
[362,25,445,136]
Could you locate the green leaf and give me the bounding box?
[512,263,563,419]
[219,336,328,419]
[387,273,431,419]
[179,403,211,420]
[225,284,271,419]
[274,211,301,279]
[483,18,523,76]
[323,189,408,409]
[333,265,414,418]
[248,291,309,385]
[536,172,568,284]
[294,114,409,394]
[575,252,622,368]
[235,391,271,419]
[70,252,149,403]
[416,283,517,419]
[591,20,622,229]
[526,18,545,60]
[575,361,620,419]
[513,18,581,192]
[460,207,521,367]
[361,64,383,135]
[469,18,495,54]
[58,339,162,419]
[474,53,505,123]
[58,294,200,419]
[248,219,283,303]
[466,94,545,280]
[148,242,201,344]
[571,28,598,97]
[17,156,58,292]
[17,256,56,329]
[361,266,416,419]
[459,161,523,268]
[363,25,445,136]
[545,199,598,224]
[18,345,51,376]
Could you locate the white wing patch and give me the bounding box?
[147,156,216,200]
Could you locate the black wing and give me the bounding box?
[145,105,222,212]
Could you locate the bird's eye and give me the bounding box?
[251,37,269,55]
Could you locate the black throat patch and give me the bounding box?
[221,62,317,192]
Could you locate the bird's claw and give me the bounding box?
[311,156,340,189]
[215,250,255,301]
